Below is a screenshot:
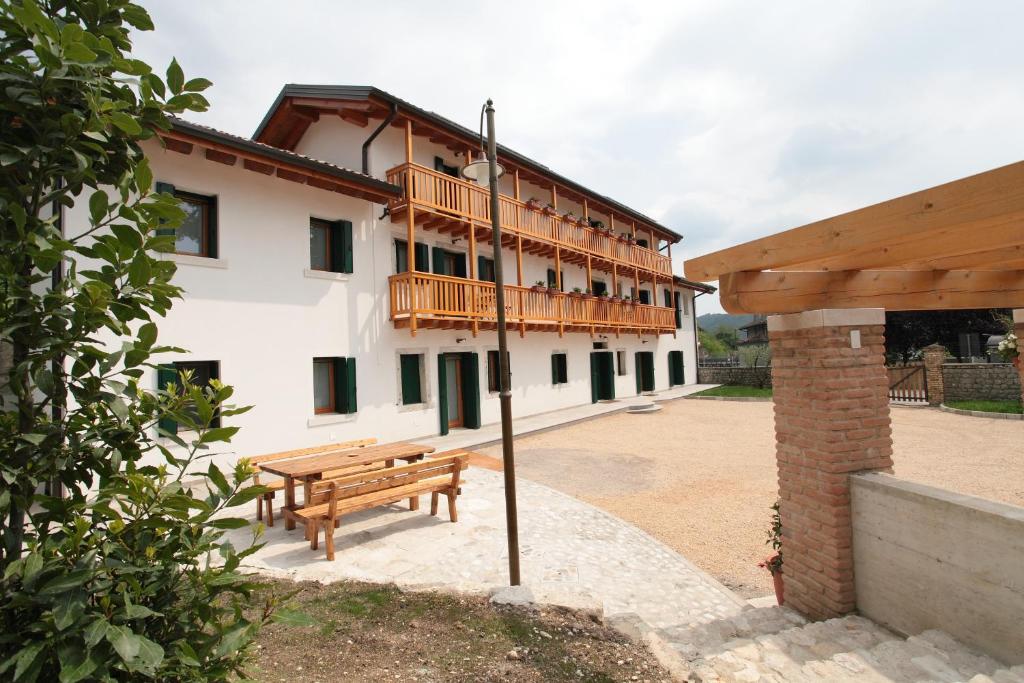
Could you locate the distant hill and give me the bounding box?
[697,313,755,332]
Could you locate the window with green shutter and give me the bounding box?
[313,357,356,414]
[399,354,424,405]
[551,353,568,385]
[394,239,429,273]
[156,182,218,258]
[310,218,353,274]
[477,256,495,282]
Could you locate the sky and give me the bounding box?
[133,1,1024,315]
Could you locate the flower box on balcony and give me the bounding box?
[547,287,561,295]
[532,281,546,293]
[526,198,542,211]
[542,205,558,216]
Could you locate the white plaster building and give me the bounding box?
[68,86,712,462]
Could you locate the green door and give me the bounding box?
[635,352,655,393]
[438,352,481,435]
[590,351,615,402]
[668,350,685,386]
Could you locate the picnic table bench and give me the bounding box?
[247,438,377,526]
[256,441,436,531]
[295,450,470,561]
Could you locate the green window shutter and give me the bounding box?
[205,195,218,259]
[432,246,448,275]
[156,364,178,435]
[546,268,556,287]
[589,354,599,403]
[400,354,422,405]
[560,355,567,383]
[155,182,176,237]
[437,354,448,435]
[664,289,672,307]
[434,156,446,172]
[551,354,559,384]
[461,352,481,429]
[331,220,353,273]
[415,242,429,272]
[334,357,357,414]
[395,239,408,273]
[478,256,487,281]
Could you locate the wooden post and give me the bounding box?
[582,197,589,222]
[587,253,595,337]
[631,221,637,240]
[612,263,618,297]
[513,168,520,201]
[516,234,523,286]
[555,245,563,337]
[551,185,558,210]
[586,254,593,291]
[634,266,640,301]
[405,120,417,337]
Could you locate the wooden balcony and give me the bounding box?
[389,272,676,336]
[386,163,673,280]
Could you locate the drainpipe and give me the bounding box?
[361,102,398,176]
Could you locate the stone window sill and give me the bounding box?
[307,412,356,428]
[303,268,350,282]
[167,253,229,269]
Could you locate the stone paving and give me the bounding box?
[225,466,747,633]
[666,605,1023,683]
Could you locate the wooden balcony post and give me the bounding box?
[469,222,479,338]
[551,185,558,210]
[516,234,523,286]
[555,246,562,290]
[631,221,637,240]
[612,263,618,297]
[586,254,593,291]
[513,168,520,201]
[634,267,640,301]
[582,197,589,222]
[668,242,677,338]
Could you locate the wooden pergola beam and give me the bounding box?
[719,269,1024,314]
[903,243,1024,271]
[685,160,1024,281]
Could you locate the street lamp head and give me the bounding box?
[461,154,505,187]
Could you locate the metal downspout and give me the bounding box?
[361,102,398,176]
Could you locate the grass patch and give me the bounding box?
[693,385,773,398]
[946,399,1022,415]
[250,579,667,682]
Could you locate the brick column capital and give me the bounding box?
[769,307,892,620]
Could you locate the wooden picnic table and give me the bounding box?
[258,441,436,530]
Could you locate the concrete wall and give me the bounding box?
[851,473,1024,664]
[942,363,1021,402]
[697,365,772,387]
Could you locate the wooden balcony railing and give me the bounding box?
[389,272,676,334]
[386,162,673,278]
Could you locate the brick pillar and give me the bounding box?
[922,344,946,406]
[769,308,894,620]
[1014,310,1024,405]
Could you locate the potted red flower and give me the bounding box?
[542,203,558,216]
[531,280,547,293]
[526,198,542,211]
[758,501,784,605]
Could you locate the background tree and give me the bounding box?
[0,2,288,679]
[714,327,739,350]
[699,328,729,357]
[885,309,1009,363]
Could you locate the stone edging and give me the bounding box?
[939,404,1023,420]
[686,395,773,403]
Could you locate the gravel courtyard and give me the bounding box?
[482,400,1024,599]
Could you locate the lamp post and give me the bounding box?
[462,100,521,586]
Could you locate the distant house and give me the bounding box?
[737,315,768,346]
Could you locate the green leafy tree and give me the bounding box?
[714,327,738,350]
[698,328,728,357]
[0,1,286,679]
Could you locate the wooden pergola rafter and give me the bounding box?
[684,160,1024,314]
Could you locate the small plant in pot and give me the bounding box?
[570,286,583,298]
[526,197,542,210]
[758,500,784,605]
[623,295,635,305]
[542,203,558,216]
[564,212,578,225]
[532,280,547,293]
[588,218,605,230]
[583,288,595,299]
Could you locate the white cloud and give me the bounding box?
[133,0,1024,313]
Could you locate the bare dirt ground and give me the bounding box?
[252,580,670,682]
[482,401,1024,599]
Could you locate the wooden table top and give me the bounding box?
[258,442,436,478]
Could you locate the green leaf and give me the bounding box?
[137,322,157,348]
[270,608,317,627]
[12,641,44,681]
[136,158,153,193]
[135,636,164,672]
[57,648,99,683]
[199,426,239,444]
[166,58,184,95]
[209,517,250,530]
[105,624,140,662]
[39,570,92,595]
[64,42,97,62]
[183,77,213,92]
[207,463,230,497]
[128,253,151,287]
[122,4,154,30]
[84,619,108,648]
[89,190,108,225]
[109,111,142,136]
[53,590,87,630]
[111,224,143,250]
